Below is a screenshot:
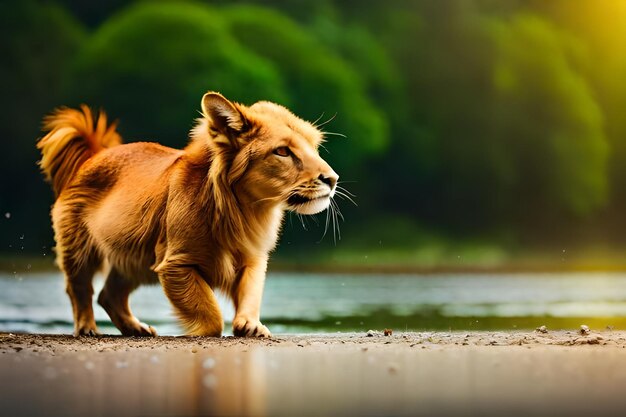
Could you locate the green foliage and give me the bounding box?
[0,1,85,142]
[71,1,288,146]
[0,0,85,250]
[487,14,607,216]
[530,1,626,234]
[311,17,404,113]
[222,5,390,162]
[373,4,608,233]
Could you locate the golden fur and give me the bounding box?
[38,92,338,337]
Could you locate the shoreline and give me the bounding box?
[1,329,623,350]
[7,258,626,275]
[3,331,626,417]
[7,248,626,275]
[1,329,622,352]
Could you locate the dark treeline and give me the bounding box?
[2,0,626,261]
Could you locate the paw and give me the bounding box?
[233,316,271,338]
[74,322,100,337]
[121,321,158,337]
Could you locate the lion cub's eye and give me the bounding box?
[273,146,291,157]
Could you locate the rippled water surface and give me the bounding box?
[2,272,626,335]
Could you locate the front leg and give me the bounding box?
[232,259,271,338]
[156,259,224,337]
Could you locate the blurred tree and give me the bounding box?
[70,1,289,147]
[487,13,607,220]
[210,0,336,24]
[310,15,407,138]
[372,2,608,239]
[0,0,85,252]
[529,0,626,236]
[222,5,390,165]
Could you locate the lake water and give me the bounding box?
[2,271,626,335]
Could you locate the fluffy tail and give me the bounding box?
[37,105,122,196]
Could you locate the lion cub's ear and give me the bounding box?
[201,92,247,146]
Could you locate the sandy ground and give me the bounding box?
[2,330,626,417]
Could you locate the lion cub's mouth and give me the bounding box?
[287,193,331,215]
[287,193,330,206]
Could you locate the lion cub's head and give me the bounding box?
[194,92,339,215]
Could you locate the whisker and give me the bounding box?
[336,210,342,241]
[325,206,331,237]
[311,112,326,127]
[328,199,337,244]
[332,199,345,222]
[336,185,357,197]
[334,184,357,206]
[318,142,330,154]
[335,199,344,242]
[333,202,341,242]
[334,191,358,207]
[334,190,356,201]
[317,113,337,128]
[330,202,336,244]
[322,131,347,138]
[296,213,307,231]
[317,206,331,244]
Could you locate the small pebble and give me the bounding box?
[366,330,375,337]
[580,325,591,335]
[384,329,393,336]
[535,325,548,334]
[575,336,600,345]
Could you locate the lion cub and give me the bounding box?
[38,92,338,337]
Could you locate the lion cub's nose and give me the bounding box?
[318,173,338,190]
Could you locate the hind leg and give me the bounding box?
[53,202,102,336]
[98,268,157,337]
[54,213,100,337]
[61,253,100,337]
